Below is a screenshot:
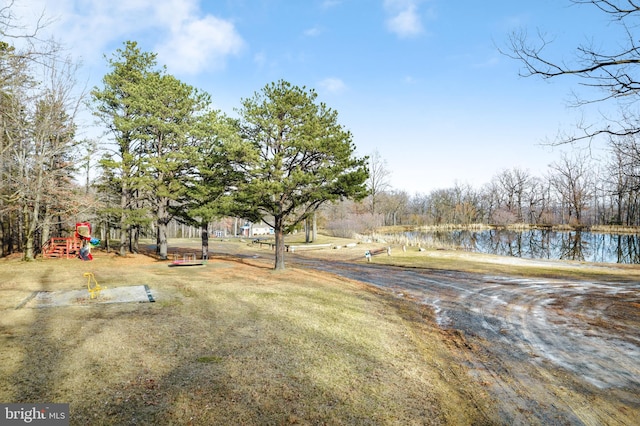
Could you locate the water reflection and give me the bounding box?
[403,230,640,264]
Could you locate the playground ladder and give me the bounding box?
[41,237,81,259]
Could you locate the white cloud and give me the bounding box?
[11,0,244,74]
[304,26,322,37]
[319,77,347,94]
[383,0,424,38]
[156,15,244,74]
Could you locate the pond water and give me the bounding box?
[401,229,640,264]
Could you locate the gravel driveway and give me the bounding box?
[284,254,640,425]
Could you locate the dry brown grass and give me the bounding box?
[0,244,497,425]
[590,224,640,234]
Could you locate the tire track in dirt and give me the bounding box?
[287,256,640,425]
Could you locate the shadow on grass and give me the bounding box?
[88,290,453,425]
[3,253,493,424]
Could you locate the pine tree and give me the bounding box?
[91,41,157,256]
[236,80,369,270]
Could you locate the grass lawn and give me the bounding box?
[366,247,640,282]
[289,235,640,283]
[0,241,497,425]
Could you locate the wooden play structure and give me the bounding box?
[41,237,84,259]
[169,252,205,267]
[41,222,99,260]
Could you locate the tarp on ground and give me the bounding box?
[17,285,155,308]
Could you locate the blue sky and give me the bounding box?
[14,0,616,194]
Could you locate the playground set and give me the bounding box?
[41,222,100,260]
[14,221,159,308]
[84,272,106,299]
[17,279,155,308]
[169,252,206,267]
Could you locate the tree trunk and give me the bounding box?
[13,211,20,253]
[274,216,286,270]
[201,223,209,260]
[0,214,4,257]
[157,198,169,259]
[158,221,168,260]
[23,204,36,261]
[156,227,160,255]
[6,212,15,255]
[103,221,110,253]
[23,177,44,261]
[119,189,128,256]
[305,216,311,243]
[132,226,139,253]
[41,206,51,249]
[312,212,317,242]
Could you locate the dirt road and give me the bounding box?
[275,252,640,425]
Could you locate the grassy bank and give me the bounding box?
[378,223,640,234]
[294,238,640,283]
[0,244,496,425]
[368,248,640,281]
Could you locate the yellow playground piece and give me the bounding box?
[84,272,106,299]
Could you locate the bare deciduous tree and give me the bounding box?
[605,133,640,224]
[366,150,391,217]
[7,53,83,260]
[378,190,409,226]
[549,152,594,225]
[505,0,640,143]
[493,168,533,223]
[1,2,80,259]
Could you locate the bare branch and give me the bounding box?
[1,0,52,41]
[503,0,640,144]
[571,0,640,18]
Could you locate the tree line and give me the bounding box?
[1,12,367,269]
[344,0,640,233]
[342,146,640,232]
[3,0,640,267]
